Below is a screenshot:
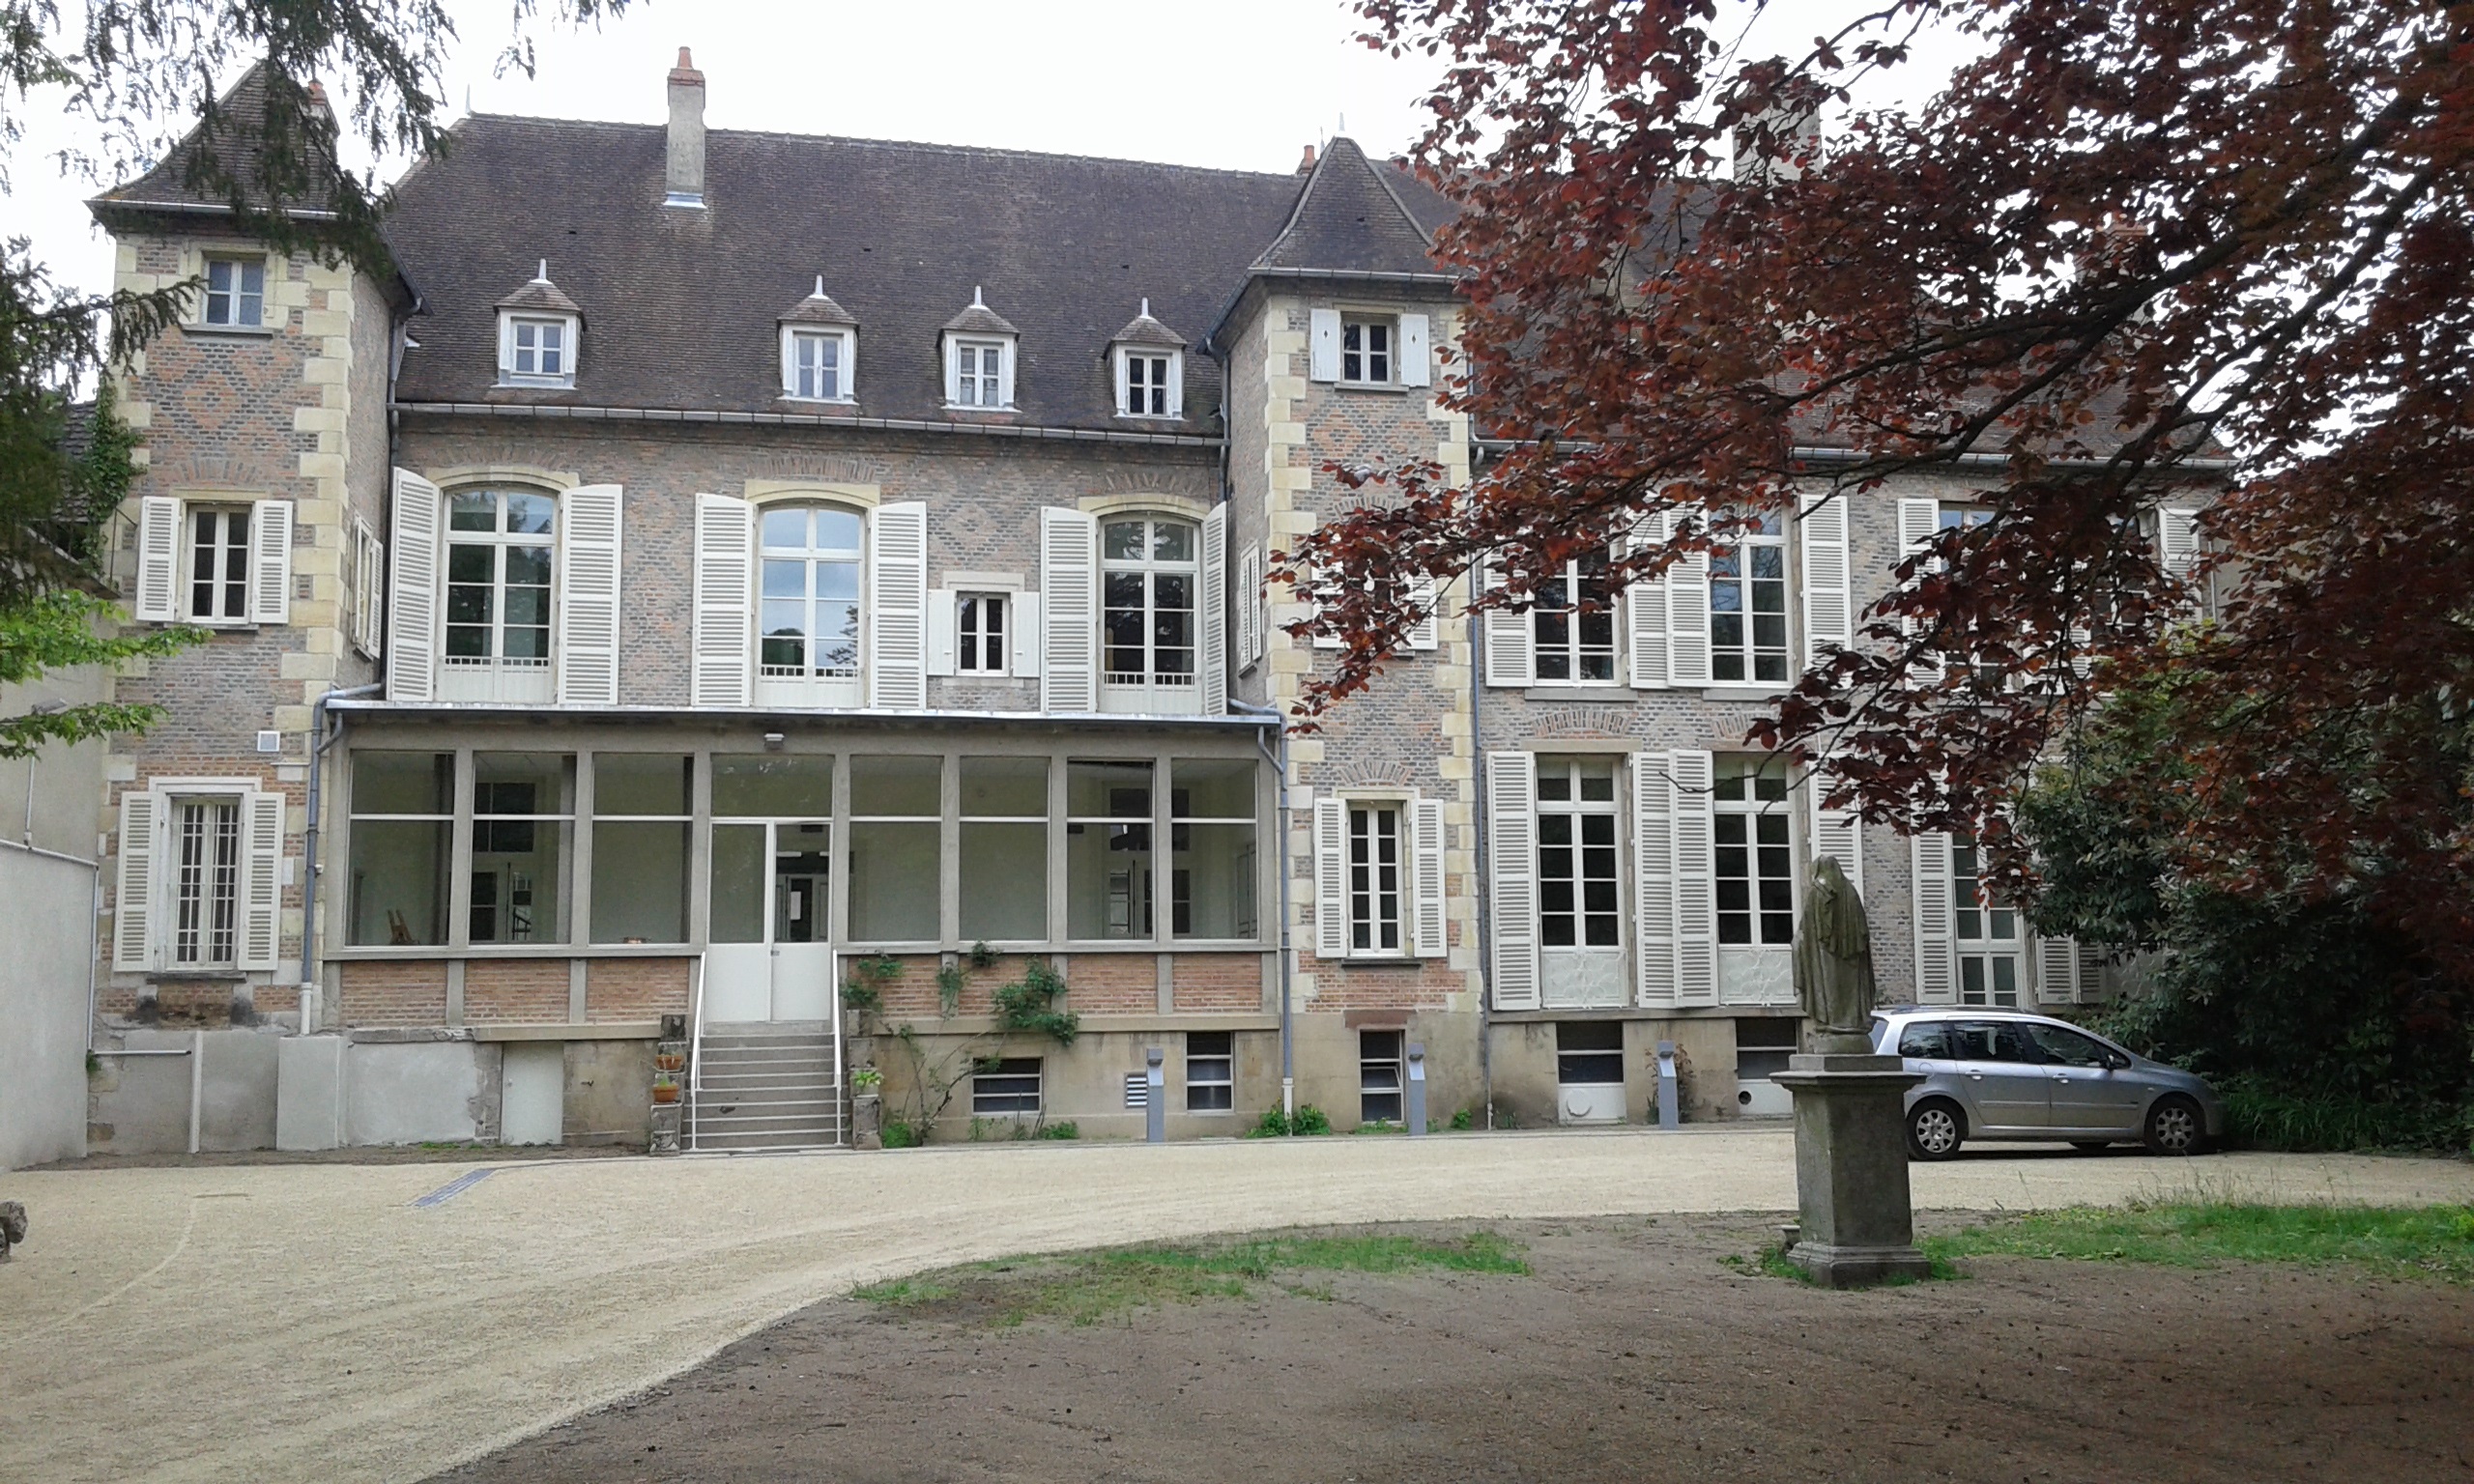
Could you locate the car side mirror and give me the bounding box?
[2105,1051,2131,1070]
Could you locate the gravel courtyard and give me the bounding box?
[5,1129,2471,1483]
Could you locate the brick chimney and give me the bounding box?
[1297,144,1317,175]
[665,47,706,209]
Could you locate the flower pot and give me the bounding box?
[651,1083,680,1104]
[653,1053,684,1072]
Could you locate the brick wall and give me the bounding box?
[587,956,690,1020]
[339,960,449,1025]
[1059,953,1154,1013]
[1169,953,1261,1011]
[464,958,569,1023]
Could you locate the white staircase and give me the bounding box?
[686,1022,844,1153]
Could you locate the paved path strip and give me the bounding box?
[3,1130,2470,1484]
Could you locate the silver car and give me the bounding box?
[1869,1007,2225,1160]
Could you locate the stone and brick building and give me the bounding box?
[71,55,2188,1153]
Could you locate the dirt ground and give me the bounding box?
[437,1213,2474,1484]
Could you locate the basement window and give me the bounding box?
[972,1058,1043,1115]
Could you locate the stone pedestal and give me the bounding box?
[1771,1052,1932,1288]
[852,1091,883,1151]
[647,1104,682,1156]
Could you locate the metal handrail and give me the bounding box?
[684,956,708,1152]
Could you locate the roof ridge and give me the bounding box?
[458,110,1307,182]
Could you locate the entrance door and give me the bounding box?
[704,819,835,1024]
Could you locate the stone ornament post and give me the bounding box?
[1772,857,1933,1287]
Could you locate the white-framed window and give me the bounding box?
[1186,1030,1234,1112]
[201,255,266,328]
[784,328,853,402]
[1711,510,1791,684]
[186,506,253,622]
[1101,516,1198,703]
[757,503,866,702]
[972,1057,1043,1115]
[1537,758,1621,950]
[1359,1029,1404,1123]
[1713,756,1794,946]
[1341,316,1393,385]
[957,592,1008,672]
[349,518,384,658]
[444,489,556,688]
[1953,835,2023,1006]
[1535,552,1618,682]
[1347,801,1405,955]
[950,338,1009,408]
[168,795,244,967]
[498,314,578,386]
[1117,347,1181,417]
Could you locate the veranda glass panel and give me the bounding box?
[712,754,832,816]
[960,822,1046,940]
[707,823,765,943]
[849,820,938,942]
[346,819,448,946]
[590,821,688,944]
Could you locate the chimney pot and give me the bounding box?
[665,47,707,209]
[1297,144,1317,174]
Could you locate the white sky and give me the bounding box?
[6,0,1970,307]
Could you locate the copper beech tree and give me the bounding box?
[1286,0,2474,979]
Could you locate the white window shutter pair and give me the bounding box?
[1627,513,1672,689]
[692,493,756,706]
[1040,507,1099,712]
[1485,752,1540,1009]
[387,469,444,700]
[1479,557,1534,687]
[1309,307,1342,383]
[133,495,292,624]
[1199,505,1228,715]
[1313,794,1450,960]
[1798,489,1853,656]
[868,502,930,708]
[2033,933,2105,1005]
[555,484,623,706]
[113,787,284,972]
[1911,831,1957,1004]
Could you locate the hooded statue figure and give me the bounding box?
[1793,856,1878,1038]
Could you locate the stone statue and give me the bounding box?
[1793,856,1878,1047]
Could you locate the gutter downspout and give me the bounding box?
[301,682,383,1025]
[1471,589,1495,1130]
[1228,699,1294,1126]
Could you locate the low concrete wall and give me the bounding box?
[0,846,95,1169]
[562,1040,652,1147]
[346,1038,493,1146]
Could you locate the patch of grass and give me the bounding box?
[1927,1202,2474,1284]
[852,1229,1528,1327]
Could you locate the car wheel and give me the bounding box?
[2070,1141,2114,1152]
[1908,1099,1965,1160]
[2143,1095,2206,1156]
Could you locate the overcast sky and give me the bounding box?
[8,1,1971,306]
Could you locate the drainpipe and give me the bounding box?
[300,682,383,1027]
[1471,590,1495,1130]
[1227,698,1294,1126]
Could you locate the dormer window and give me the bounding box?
[496,261,584,388]
[778,277,859,403]
[1110,299,1188,419]
[940,288,1020,411]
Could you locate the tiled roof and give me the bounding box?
[780,280,858,326]
[941,292,1021,337]
[90,61,343,217]
[496,267,585,316]
[1110,301,1189,349]
[1254,136,1448,277]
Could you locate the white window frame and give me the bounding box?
[1185,1030,1234,1113]
[1099,514,1201,714]
[1115,346,1182,418]
[1952,835,2025,1007]
[1535,757,1623,955]
[945,335,1015,409]
[1534,552,1620,684]
[1359,1028,1405,1124]
[781,326,856,403]
[440,486,558,703]
[199,254,267,328]
[956,590,1009,674]
[1340,315,1395,386]
[1346,798,1408,956]
[115,779,282,974]
[165,793,245,969]
[184,503,254,624]
[1709,511,1792,686]
[498,313,579,387]
[350,517,384,658]
[753,501,869,709]
[1712,756,1796,947]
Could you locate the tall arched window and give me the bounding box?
[442,487,557,702]
[755,503,865,707]
[1101,515,1197,712]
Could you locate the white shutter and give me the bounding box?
[1314,795,1349,960]
[1406,573,1439,651]
[351,519,383,658]
[1670,749,1717,1004]
[927,591,959,677]
[1798,488,1851,656]
[1665,535,1712,686]
[1897,497,1944,676]
[1811,808,1863,899]
[996,340,1017,409]
[1237,544,1262,665]
[691,494,754,707]
[1011,593,1043,678]
[1912,832,1956,1004]
[869,501,930,708]
[1479,557,1533,687]
[2034,933,2080,1007]
[2076,948,2107,1004]
[1398,312,1431,387]
[1627,512,1671,688]
[1200,504,1228,715]
[1309,307,1341,383]
[556,483,622,705]
[387,469,442,701]
[2158,507,2200,579]
[1632,752,1675,1005]
[248,499,293,625]
[238,789,285,971]
[1485,752,1540,1010]
[134,495,182,622]
[1411,797,1447,958]
[1040,507,1098,712]
[113,789,158,971]
[1166,352,1185,417]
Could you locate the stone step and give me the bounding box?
[687,1129,846,1154]
[688,1109,843,1138]
[692,1090,840,1113]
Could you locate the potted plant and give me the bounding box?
[653,1049,684,1073]
[651,1073,679,1105]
